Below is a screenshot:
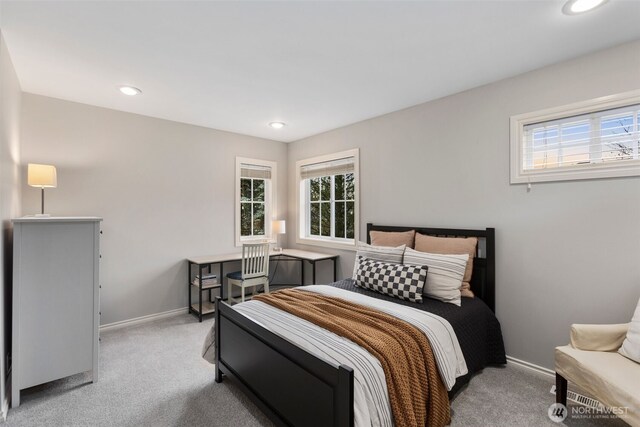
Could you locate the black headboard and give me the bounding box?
[366,223,496,312]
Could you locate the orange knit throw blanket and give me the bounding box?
[253,288,451,427]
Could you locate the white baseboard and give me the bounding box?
[100,307,188,332]
[507,355,554,378]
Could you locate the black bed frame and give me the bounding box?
[366,223,496,312]
[214,223,496,427]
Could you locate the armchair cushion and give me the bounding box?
[555,345,640,426]
[570,323,629,352]
[619,297,640,364]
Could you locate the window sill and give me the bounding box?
[295,237,358,252]
[511,160,640,184]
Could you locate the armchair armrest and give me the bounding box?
[570,323,630,351]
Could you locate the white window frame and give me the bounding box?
[296,149,360,251]
[235,157,277,247]
[510,90,640,184]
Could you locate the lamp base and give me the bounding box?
[34,213,52,218]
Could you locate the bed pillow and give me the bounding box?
[403,248,468,306]
[355,257,427,303]
[370,229,416,249]
[619,297,640,364]
[415,233,478,298]
[352,242,406,279]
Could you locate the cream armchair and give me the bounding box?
[555,323,640,426]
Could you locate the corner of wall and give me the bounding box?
[0,27,23,416]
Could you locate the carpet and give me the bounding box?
[5,314,626,426]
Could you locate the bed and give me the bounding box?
[211,223,506,427]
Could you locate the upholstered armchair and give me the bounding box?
[555,323,640,426]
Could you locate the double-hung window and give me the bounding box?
[235,157,276,246]
[296,149,359,249]
[510,91,640,183]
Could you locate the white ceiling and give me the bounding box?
[2,1,640,142]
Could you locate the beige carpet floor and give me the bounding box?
[4,313,628,426]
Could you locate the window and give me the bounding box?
[235,158,276,246]
[296,149,359,249]
[510,91,640,183]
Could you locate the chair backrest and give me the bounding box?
[241,242,270,280]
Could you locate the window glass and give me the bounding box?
[236,159,275,244]
[297,150,358,247]
[512,95,640,183]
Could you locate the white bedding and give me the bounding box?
[203,285,467,427]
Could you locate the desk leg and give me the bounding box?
[209,265,213,303]
[220,262,225,301]
[312,261,316,284]
[333,257,337,282]
[198,265,203,323]
[187,261,192,315]
[215,298,222,383]
[300,260,304,285]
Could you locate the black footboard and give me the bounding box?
[215,297,354,427]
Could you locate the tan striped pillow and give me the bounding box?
[352,242,406,279]
[415,234,477,298]
[403,248,468,306]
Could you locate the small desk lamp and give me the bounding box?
[28,163,57,217]
[272,220,286,252]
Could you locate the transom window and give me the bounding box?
[511,91,640,183]
[296,149,359,249]
[235,158,276,246]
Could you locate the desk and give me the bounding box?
[187,249,339,321]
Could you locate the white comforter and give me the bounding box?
[205,285,467,427]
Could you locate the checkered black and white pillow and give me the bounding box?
[355,256,427,303]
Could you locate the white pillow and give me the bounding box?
[403,248,468,306]
[619,297,640,364]
[352,242,405,279]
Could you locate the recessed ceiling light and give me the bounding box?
[119,86,142,96]
[269,122,285,129]
[562,0,608,15]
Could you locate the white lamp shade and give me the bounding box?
[28,164,57,188]
[272,220,286,235]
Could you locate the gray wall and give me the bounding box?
[287,40,640,370]
[15,40,640,370]
[19,94,288,325]
[0,30,22,413]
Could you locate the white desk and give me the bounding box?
[187,249,339,321]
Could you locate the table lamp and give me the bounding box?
[28,163,57,217]
[272,220,286,252]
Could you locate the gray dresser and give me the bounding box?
[11,217,102,407]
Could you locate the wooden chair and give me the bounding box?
[226,242,270,304]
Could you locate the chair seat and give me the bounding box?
[226,271,243,280]
[555,345,640,426]
[227,271,268,283]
